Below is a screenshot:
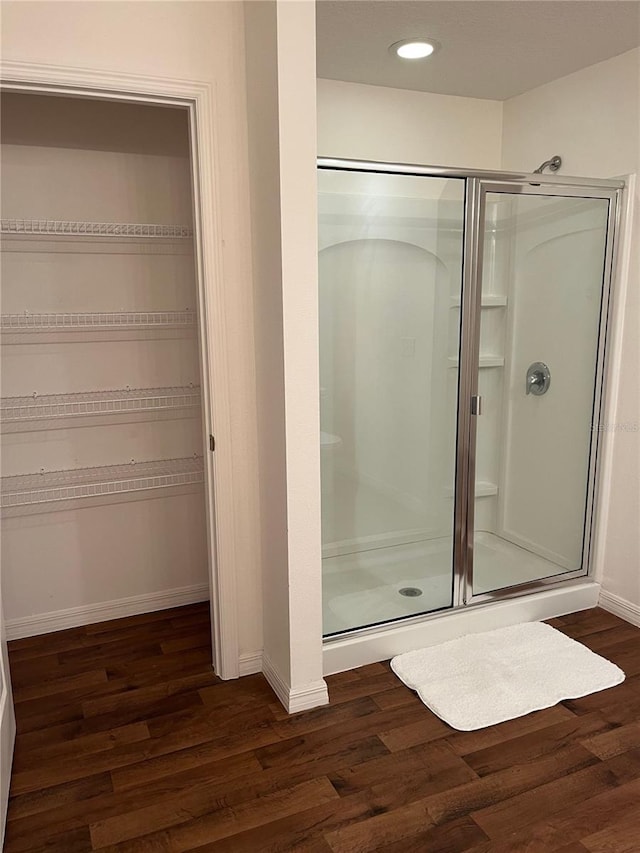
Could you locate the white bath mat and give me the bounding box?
[390,621,625,731]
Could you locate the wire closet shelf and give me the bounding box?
[1,311,196,332]
[0,219,193,238]
[0,385,201,424]
[1,456,204,512]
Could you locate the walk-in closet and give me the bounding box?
[0,94,212,641]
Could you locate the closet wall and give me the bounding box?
[1,94,210,634]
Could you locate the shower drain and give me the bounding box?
[398,587,423,597]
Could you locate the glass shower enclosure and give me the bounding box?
[318,159,621,637]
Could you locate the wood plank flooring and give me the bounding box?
[5,604,640,852]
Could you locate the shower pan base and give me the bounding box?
[323,531,574,636]
[323,579,600,676]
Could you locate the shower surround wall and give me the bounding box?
[317,183,510,557]
[494,196,608,571]
[319,179,465,559]
[318,184,462,633]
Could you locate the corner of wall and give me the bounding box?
[243,0,291,690]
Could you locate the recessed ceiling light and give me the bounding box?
[391,39,439,60]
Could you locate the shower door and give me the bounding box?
[318,168,466,635]
[460,180,619,603]
[318,159,621,637]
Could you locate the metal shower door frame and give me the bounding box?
[317,156,623,637]
[454,178,623,608]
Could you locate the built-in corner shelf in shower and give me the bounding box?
[446,481,498,498]
[450,295,507,308]
[0,456,204,517]
[474,481,499,497]
[447,355,504,368]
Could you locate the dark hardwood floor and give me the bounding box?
[4,604,640,852]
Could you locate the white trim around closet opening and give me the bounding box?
[0,60,240,679]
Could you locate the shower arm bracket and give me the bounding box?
[533,155,562,174]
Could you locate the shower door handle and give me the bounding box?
[470,395,482,416]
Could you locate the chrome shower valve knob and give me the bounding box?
[526,362,551,395]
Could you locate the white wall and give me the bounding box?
[501,48,640,610]
[317,77,503,167]
[244,0,327,710]
[502,49,640,178]
[277,3,326,700]
[244,0,290,684]
[0,1,263,660]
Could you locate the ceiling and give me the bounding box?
[316,1,640,100]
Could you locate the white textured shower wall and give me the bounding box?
[318,173,512,555]
[489,196,609,569]
[317,80,505,558]
[319,186,464,551]
[501,48,640,611]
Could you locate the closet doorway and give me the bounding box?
[0,83,229,676]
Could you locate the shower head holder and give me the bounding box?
[533,155,562,175]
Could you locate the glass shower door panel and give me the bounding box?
[472,191,611,597]
[318,169,465,635]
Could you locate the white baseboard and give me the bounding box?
[5,583,210,640]
[262,653,329,713]
[289,679,330,714]
[261,654,291,709]
[238,650,263,676]
[598,589,640,627]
